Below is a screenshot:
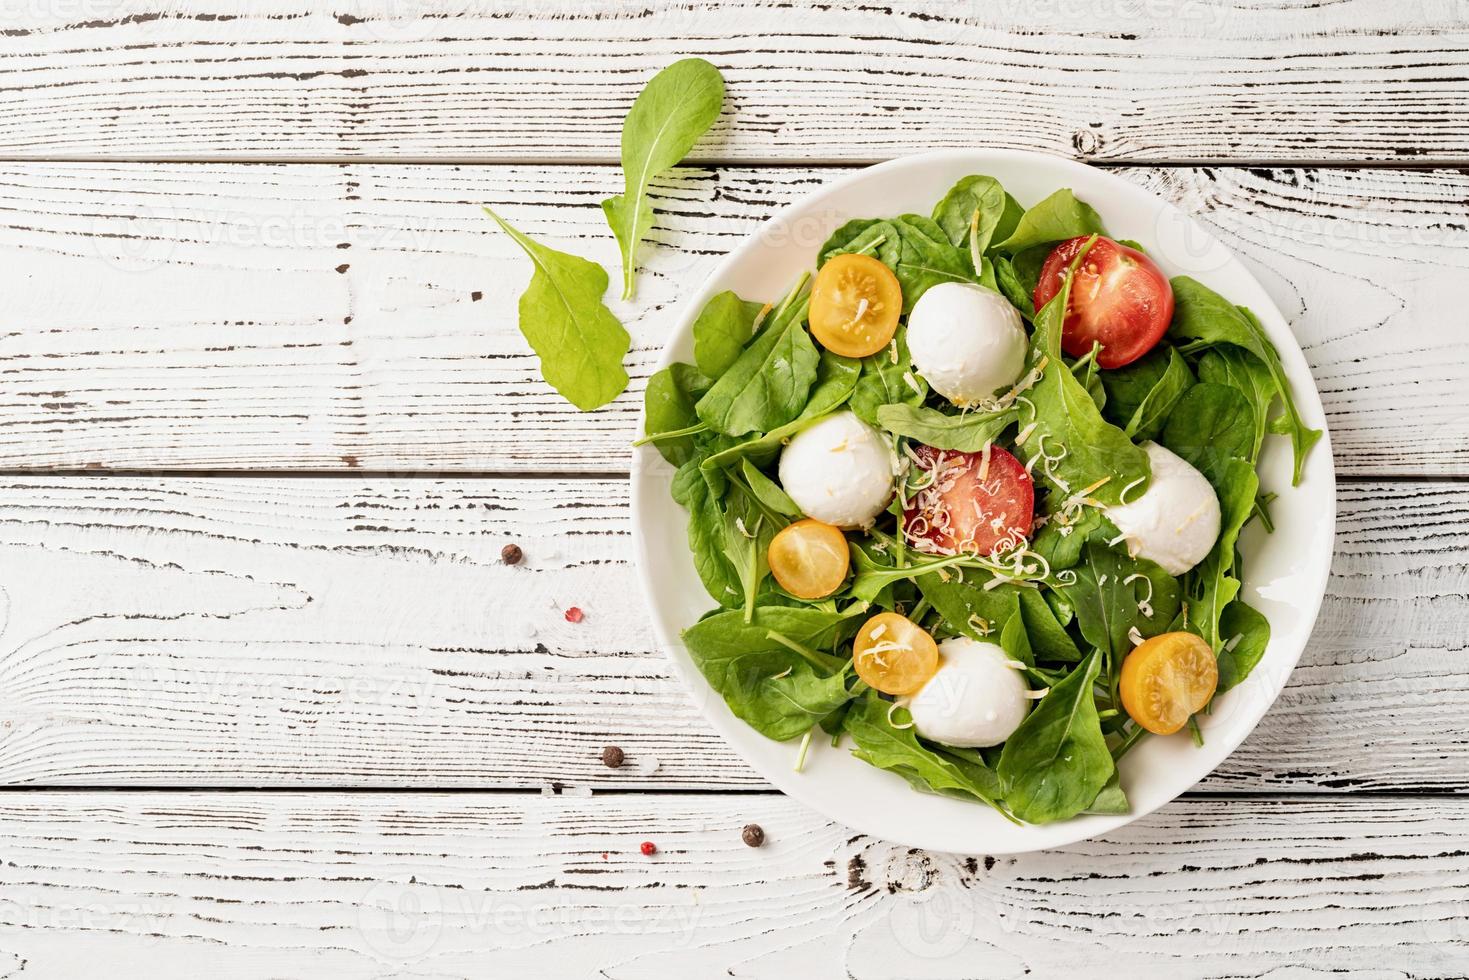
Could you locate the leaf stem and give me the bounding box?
[631,421,708,447]
[766,630,846,674]
[1111,724,1148,762]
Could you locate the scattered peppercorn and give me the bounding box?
[741,824,765,848]
[501,543,523,565]
[640,841,657,856]
[564,606,584,623]
[601,745,624,769]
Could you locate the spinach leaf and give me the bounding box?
[997,650,1114,824]
[1167,277,1322,483]
[992,254,1035,320]
[931,174,1022,252]
[693,290,764,379]
[1182,457,1258,652]
[1085,771,1129,815]
[1030,508,1105,571]
[849,548,973,604]
[875,404,1017,452]
[603,58,725,299]
[697,349,861,472]
[484,208,631,411]
[1160,382,1257,486]
[1197,346,1275,461]
[671,458,738,605]
[849,329,924,425]
[994,189,1105,255]
[695,305,821,436]
[1100,346,1196,442]
[1216,599,1271,692]
[740,457,800,518]
[824,215,976,312]
[683,607,859,741]
[1019,588,1083,663]
[643,362,711,465]
[721,483,782,620]
[1062,540,1182,663]
[843,693,1010,814]
[1024,248,1150,505]
[917,573,1025,652]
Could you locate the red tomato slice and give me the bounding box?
[903,444,1034,557]
[1032,236,1174,369]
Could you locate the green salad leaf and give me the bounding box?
[1160,382,1257,486]
[603,58,725,299]
[693,290,764,379]
[993,188,1105,254]
[1167,277,1322,484]
[931,174,1023,252]
[1216,599,1271,693]
[643,362,712,465]
[849,329,924,425]
[997,650,1114,824]
[1062,540,1182,663]
[1196,346,1275,461]
[672,458,738,605]
[822,215,976,312]
[1100,345,1196,441]
[484,208,631,411]
[695,299,821,436]
[876,403,1017,452]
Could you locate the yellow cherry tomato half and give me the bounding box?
[768,519,850,600]
[852,612,939,696]
[1119,631,1219,735]
[809,252,903,357]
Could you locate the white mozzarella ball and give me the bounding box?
[1104,442,1222,576]
[778,411,895,528]
[908,637,1031,749]
[906,282,1028,405]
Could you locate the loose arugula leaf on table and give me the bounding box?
[993,188,1105,255]
[1215,598,1271,692]
[603,57,725,299]
[1099,345,1196,442]
[695,299,821,436]
[693,290,764,379]
[822,215,977,312]
[931,174,1023,252]
[848,329,924,425]
[875,403,1018,452]
[1167,276,1322,483]
[484,208,631,410]
[997,650,1114,824]
[1024,244,1151,505]
[843,693,1012,816]
[1062,540,1182,664]
[683,607,860,741]
[642,362,712,465]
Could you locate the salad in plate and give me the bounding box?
[640,174,1321,825]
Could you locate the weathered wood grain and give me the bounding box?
[0,476,1460,793]
[1,0,1467,163]
[2,163,1465,474]
[0,791,1463,977]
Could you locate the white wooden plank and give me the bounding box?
[1,163,1464,475]
[0,476,1460,793]
[0,791,1463,978]
[1,0,1466,162]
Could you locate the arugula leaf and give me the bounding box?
[739,457,800,518]
[992,254,1036,320]
[848,548,973,604]
[917,573,1025,652]
[1062,540,1182,664]
[1160,382,1257,486]
[695,304,821,436]
[1197,346,1276,461]
[603,58,725,299]
[1100,345,1196,442]
[642,362,712,465]
[875,403,1017,452]
[1216,599,1271,692]
[1024,245,1151,505]
[997,650,1114,824]
[671,458,738,605]
[1018,589,1083,663]
[843,693,1011,815]
[1029,508,1104,572]
[1085,771,1130,815]
[931,174,1023,252]
[848,329,923,425]
[993,188,1105,255]
[693,290,764,379]
[484,208,631,411]
[1167,277,1322,483]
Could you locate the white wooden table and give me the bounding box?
[1,1,1466,975]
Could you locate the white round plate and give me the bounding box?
[631,149,1335,854]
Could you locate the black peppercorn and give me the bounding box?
[501,543,523,565]
[601,745,625,768]
[741,823,765,847]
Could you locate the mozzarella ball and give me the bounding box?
[1104,442,1222,576]
[906,282,1028,405]
[908,637,1031,748]
[778,411,896,528]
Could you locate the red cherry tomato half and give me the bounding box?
[903,444,1034,557]
[1032,236,1174,369]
